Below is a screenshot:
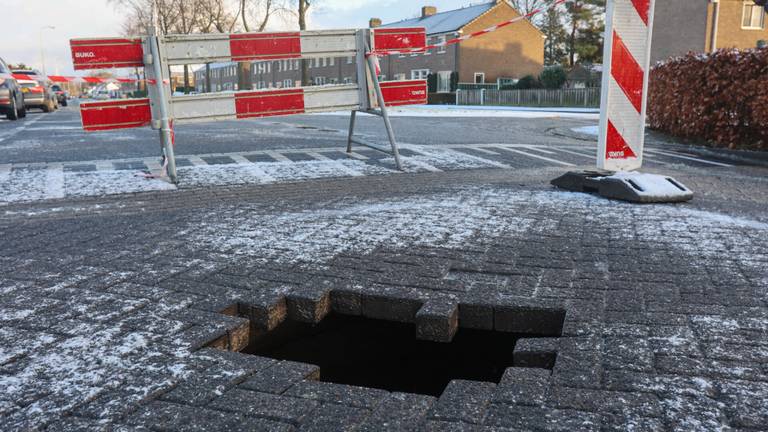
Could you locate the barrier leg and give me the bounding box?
[160,124,177,183]
[148,30,178,183]
[346,110,357,153]
[366,54,403,171]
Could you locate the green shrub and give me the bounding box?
[540,66,567,89]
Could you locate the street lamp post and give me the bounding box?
[39,26,55,76]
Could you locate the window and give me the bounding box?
[314,76,327,85]
[283,79,293,88]
[437,35,447,54]
[343,77,353,84]
[474,73,485,84]
[411,69,430,80]
[395,73,406,81]
[347,56,354,64]
[437,71,452,93]
[743,1,766,29]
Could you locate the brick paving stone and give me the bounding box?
[239,361,320,395]
[127,400,294,431]
[283,380,388,410]
[0,165,767,430]
[428,380,496,424]
[295,403,369,432]
[357,392,436,431]
[208,388,319,426]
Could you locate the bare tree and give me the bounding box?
[297,0,311,86]
[110,0,180,35]
[508,0,550,25]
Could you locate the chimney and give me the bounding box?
[369,18,382,28]
[421,6,437,18]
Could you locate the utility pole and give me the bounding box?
[40,25,56,76]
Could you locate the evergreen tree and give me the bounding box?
[541,6,568,66]
[565,0,606,66]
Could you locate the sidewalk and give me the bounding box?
[1,164,767,431]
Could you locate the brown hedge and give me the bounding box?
[647,48,768,151]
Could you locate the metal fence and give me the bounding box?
[456,88,601,108]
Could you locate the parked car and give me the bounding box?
[51,84,68,106]
[12,69,57,112]
[0,58,25,120]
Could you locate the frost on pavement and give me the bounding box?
[187,188,768,272]
[1,187,767,429]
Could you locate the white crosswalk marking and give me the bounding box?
[446,149,510,169]
[45,164,66,199]
[405,158,443,172]
[306,152,332,161]
[469,146,501,155]
[186,155,208,166]
[494,146,576,167]
[229,155,252,164]
[522,146,557,155]
[645,149,733,167]
[265,151,292,162]
[343,151,369,160]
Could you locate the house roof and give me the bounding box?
[380,2,496,35]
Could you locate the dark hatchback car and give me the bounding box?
[51,84,68,106]
[0,57,26,120]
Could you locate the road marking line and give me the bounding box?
[344,151,369,160]
[306,151,332,161]
[229,155,253,164]
[553,148,594,159]
[143,158,162,172]
[185,155,208,166]
[404,158,443,172]
[45,164,66,199]
[333,161,364,177]
[442,148,511,169]
[467,146,501,155]
[645,149,733,167]
[95,161,114,171]
[495,146,576,167]
[522,146,558,155]
[0,115,43,143]
[247,164,276,183]
[265,151,292,162]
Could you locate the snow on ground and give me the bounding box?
[316,105,600,119]
[571,125,599,136]
[0,168,176,204]
[1,185,767,425]
[0,146,509,204]
[186,187,768,272]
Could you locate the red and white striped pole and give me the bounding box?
[597,0,656,172]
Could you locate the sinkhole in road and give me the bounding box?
[241,313,558,397]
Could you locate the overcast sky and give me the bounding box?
[4,0,475,76]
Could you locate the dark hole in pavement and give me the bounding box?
[241,313,554,397]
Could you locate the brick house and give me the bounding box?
[193,0,545,93]
[653,0,768,64]
[373,0,545,92]
[193,56,357,93]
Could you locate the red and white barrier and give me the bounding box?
[79,81,427,130]
[598,0,656,172]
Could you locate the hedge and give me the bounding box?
[647,48,768,151]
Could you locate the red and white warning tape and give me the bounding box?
[367,0,567,58]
